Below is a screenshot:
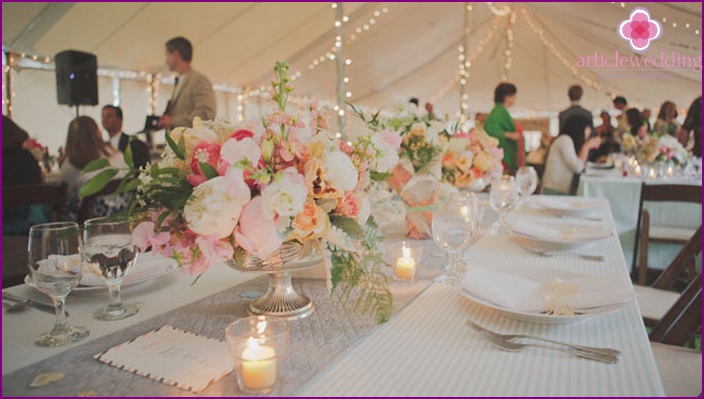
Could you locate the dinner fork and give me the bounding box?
[466,320,620,357]
[479,330,619,364]
[518,244,604,262]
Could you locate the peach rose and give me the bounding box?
[290,203,329,242]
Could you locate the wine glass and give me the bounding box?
[28,222,89,347]
[515,166,538,205]
[490,175,520,235]
[432,196,477,285]
[82,217,139,320]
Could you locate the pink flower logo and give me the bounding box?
[618,7,662,52]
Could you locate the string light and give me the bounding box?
[502,10,516,82]
[458,2,471,113]
[521,9,602,91]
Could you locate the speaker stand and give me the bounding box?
[74,105,80,118]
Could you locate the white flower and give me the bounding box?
[169,125,218,161]
[184,169,251,239]
[220,137,261,167]
[261,167,308,221]
[657,135,680,149]
[371,133,399,173]
[426,121,445,146]
[357,196,371,225]
[448,137,470,153]
[324,151,358,191]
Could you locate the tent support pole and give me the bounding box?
[334,2,346,141]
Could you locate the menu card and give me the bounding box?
[95,325,233,393]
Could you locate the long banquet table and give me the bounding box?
[2,196,664,396]
[577,168,702,271]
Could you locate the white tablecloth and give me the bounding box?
[299,197,665,396]
[578,169,701,271]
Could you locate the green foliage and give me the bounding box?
[370,171,393,182]
[78,168,118,197]
[329,215,364,240]
[83,158,110,173]
[165,130,185,160]
[329,218,393,324]
[124,138,135,169]
[199,162,219,180]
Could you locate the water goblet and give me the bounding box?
[82,217,139,321]
[432,196,477,285]
[515,166,538,205]
[490,175,520,235]
[28,222,89,346]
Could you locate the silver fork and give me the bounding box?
[466,320,620,357]
[480,330,619,364]
[518,244,604,262]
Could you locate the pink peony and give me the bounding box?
[229,129,255,141]
[182,237,234,275]
[132,222,171,252]
[187,141,223,187]
[235,197,283,259]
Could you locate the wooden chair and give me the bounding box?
[78,179,125,223]
[2,182,67,288]
[648,273,702,396]
[634,183,702,285]
[633,227,701,327]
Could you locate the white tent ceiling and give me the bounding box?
[3,2,702,117]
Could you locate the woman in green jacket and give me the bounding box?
[485,83,521,174]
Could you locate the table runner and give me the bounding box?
[2,255,442,396]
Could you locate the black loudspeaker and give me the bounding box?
[55,50,98,106]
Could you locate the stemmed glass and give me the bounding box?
[82,217,139,320]
[28,222,89,347]
[432,196,477,285]
[515,166,538,205]
[490,175,520,235]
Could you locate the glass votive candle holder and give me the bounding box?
[226,316,288,395]
[390,241,423,282]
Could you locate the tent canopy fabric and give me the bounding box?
[3,2,702,117]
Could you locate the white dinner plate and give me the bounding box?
[507,215,611,248]
[532,196,605,216]
[460,268,631,324]
[26,252,179,295]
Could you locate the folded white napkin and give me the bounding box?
[461,266,634,314]
[535,197,575,211]
[510,220,609,241]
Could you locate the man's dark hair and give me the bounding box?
[568,85,583,102]
[166,37,193,62]
[409,98,419,106]
[494,82,517,104]
[613,96,628,106]
[102,105,123,120]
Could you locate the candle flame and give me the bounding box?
[256,320,267,335]
[402,245,411,259]
[246,336,261,350]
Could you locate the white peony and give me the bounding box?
[184,169,251,239]
[357,196,371,225]
[371,133,399,173]
[426,121,445,146]
[324,151,358,191]
[220,137,261,166]
[261,167,308,221]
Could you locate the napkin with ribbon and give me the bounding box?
[461,266,634,314]
[509,220,610,241]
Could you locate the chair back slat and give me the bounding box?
[2,183,68,221]
[649,273,702,346]
[652,227,702,289]
[641,184,702,204]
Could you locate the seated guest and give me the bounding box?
[485,82,522,174]
[589,130,622,163]
[681,96,702,156]
[652,101,680,138]
[558,85,593,133]
[594,111,615,138]
[626,108,648,139]
[542,116,601,195]
[59,116,129,221]
[641,108,652,132]
[102,105,151,169]
[2,116,47,234]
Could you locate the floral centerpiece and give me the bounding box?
[441,128,504,192]
[622,133,688,166]
[81,62,397,322]
[353,103,454,239]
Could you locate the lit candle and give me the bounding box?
[396,243,416,280]
[461,205,469,218]
[633,164,642,177]
[665,165,675,178]
[647,167,657,180]
[241,337,277,391]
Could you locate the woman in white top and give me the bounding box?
[59,116,128,220]
[542,115,601,195]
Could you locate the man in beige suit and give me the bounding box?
[158,37,216,129]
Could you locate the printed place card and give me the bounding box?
[95,325,233,393]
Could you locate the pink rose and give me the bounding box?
[235,197,283,259]
[132,222,171,252]
[182,237,234,275]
